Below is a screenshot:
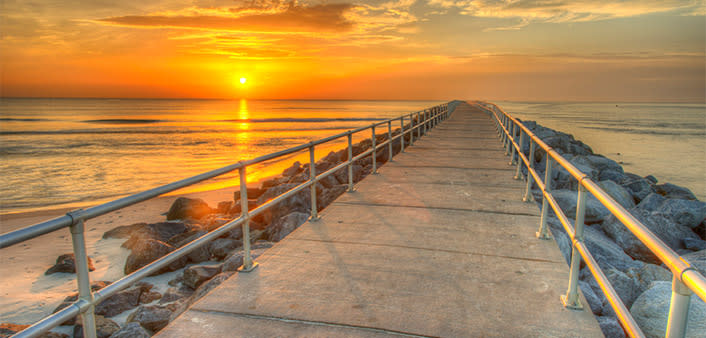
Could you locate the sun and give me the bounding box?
[239,77,247,84]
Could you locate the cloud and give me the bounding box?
[428,0,705,27]
[98,3,355,33]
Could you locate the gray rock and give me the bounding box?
[684,238,706,251]
[319,174,339,189]
[334,164,363,185]
[266,212,310,242]
[655,183,697,200]
[656,198,706,229]
[74,315,119,338]
[282,161,302,177]
[124,239,187,275]
[571,155,623,175]
[621,174,655,203]
[598,180,635,210]
[584,225,639,272]
[139,290,162,304]
[260,176,290,189]
[127,305,173,333]
[317,184,347,210]
[599,169,627,183]
[190,272,234,305]
[168,230,210,264]
[626,264,672,294]
[683,249,706,275]
[166,197,213,221]
[596,315,626,338]
[636,193,666,211]
[208,238,241,260]
[630,281,706,338]
[552,163,598,190]
[108,222,188,244]
[644,175,658,184]
[159,286,194,304]
[221,241,273,272]
[579,280,603,315]
[233,187,265,201]
[216,201,233,214]
[45,253,95,275]
[604,268,641,309]
[108,322,150,338]
[550,189,610,223]
[547,219,572,264]
[601,208,701,264]
[183,264,222,289]
[95,285,142,317]
[256,183,311,225]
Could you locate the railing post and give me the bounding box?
[561,183,587,310]
[69,214,97,338]
[508,123,516,165]
[400,116,405,152]
[536,154,553,239]
[238,166,257,272]
[523,140,536,202]
[408,113,414,145]
[666,276,693,338]
[514,131,525,179]
[371,125,377,174]
[388,120,393,162]
[347,132,354,192]
[308,145,319,221]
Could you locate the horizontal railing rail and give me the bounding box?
[1,101,458,338]
[479,101,706,338]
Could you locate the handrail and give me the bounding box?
[2,101,458,338]
[479,101,706,338]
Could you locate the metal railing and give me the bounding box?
[480,101,706,338]
[0,102,456,338]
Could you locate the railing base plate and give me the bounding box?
[238,262,259,273]
[536,231,552,240]
[560,294,583,310]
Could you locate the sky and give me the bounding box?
[0,0,704,101]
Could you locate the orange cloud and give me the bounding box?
[98,3,355,32]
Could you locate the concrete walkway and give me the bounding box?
[157,102,602,337]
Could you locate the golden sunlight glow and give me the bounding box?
[239,77,247,84]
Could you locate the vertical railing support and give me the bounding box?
[666,276,693,338]
[347,132,354,192]
[508,123,516,164]
[387,120,393,162]
[308,145,319,221]
[537,154,553,239]
[400,116,406,152]
[238,166,257,272]
[562,183,587,310]
[523,140,536,202]
[69,215,97,338]
[408,113,414,146]
[371,125,377,174]
[514,131,525,179]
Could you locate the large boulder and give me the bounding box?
[655,198,706,229]
[222,241,274,272]
[166,197,213,221]
[266,212,310,242]
[208,238,242,260]
[597,180,635,210]
[583,225,640,272]
[45,253,95,275]
[571,155,623,175]
[604,268,641,309]
[94,283,145,317]
[630,281,706,338]
[127,305,174,334]
[105,222,188,244]
[620,174,655,203]
[73,315,119,338]
[256,183,311,224]
[189,272,235,305]
[317,184,347,210]
[636,193,666,211]
[655,183,698,200]
[124,239,187,275]
[167,230,210,264]
[683,249,706,275]
[550,189,610,224]
[601,208,701,264]
[595,315,626,338]
[183,264,222,289]
[625,264,672,294]
[107,322,150,338]
[282,161,302,177]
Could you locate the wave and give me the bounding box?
[220,117,386,123]
[83,119,164,124]
[0,118,52,122]
[0,126,357,136]
[580,126,706,137]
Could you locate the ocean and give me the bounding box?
[0,99,704,215]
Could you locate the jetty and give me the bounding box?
[156,102,602,337]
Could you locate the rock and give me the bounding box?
[221,241,273,272]
[261,176,290,190]
[183,265,222,289]
[45,253,95,275]
[604,268,641,309]
[256,183,310,225]
[630,281,706,338]
[547,218,572,264]
[166,197,213,221]
[0,323,29,337]
[107,322,150,338]
[209,238,241,260]
[583,225,639,272]
[139,290,162,304]
[127,305,174,333]
[216,201,233,214]
[317,184,347,210]
[190,272,234,305]
[233,187,265,201]
[571,155,623,175]
[319,174,339,189]
[599,169,627,184]
[579,280,603,314]
[266,212,310,242]
[51,282,111,325]
[228,199,258,215]
[108,222,188,244]
[550,189,609,223]
[597,180,635,210]
[601,208,701,264]
[282,161,302,177]
[636,193,666,211]
[167,230,210,264]
[626,264,671,294]
[655,183,697,200]
[621,174,655,203]
[655,198,706,229]
[74,315,119,338]
[644,175,658,184]
[596,315,626,338]
[334,164,363,185]
[159,286,194,304]
[124,239,187,275]
[95,285,142,317]
[683,249,706,275]
[684,238,706,251]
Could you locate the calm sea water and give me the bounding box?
[0,99,441,214]
[497,101,706,200]
[0,99,704,215]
